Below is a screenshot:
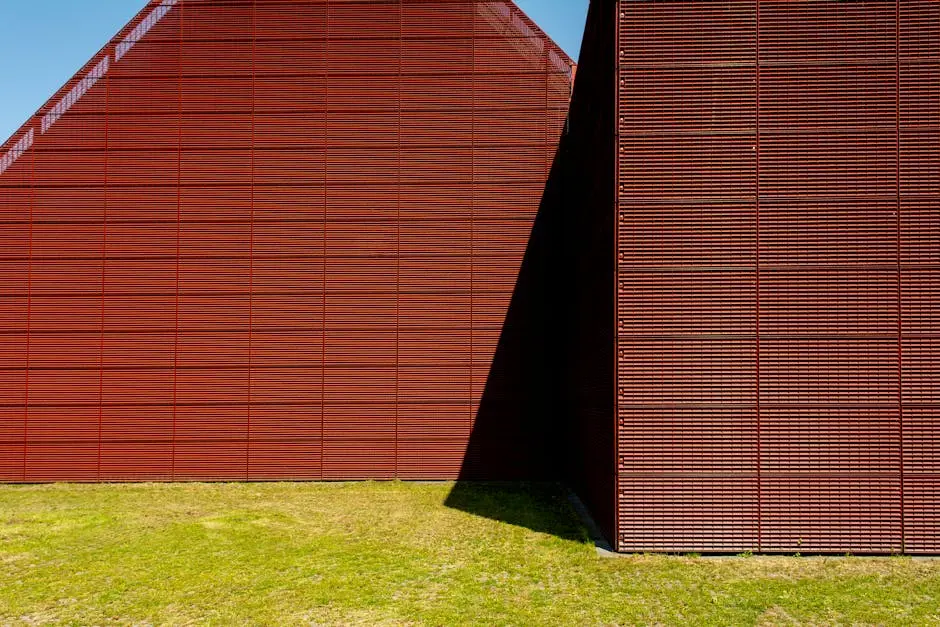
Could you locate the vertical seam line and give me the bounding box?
[613,0,621,552]
[171,0,183,481]
[755,0,762,554]
[98,64,110,482]
[321,4,329,480]
[896,0,905,553]
[470,0,476,445]
[246,0,256,480]
[23,127,35,482]
[395,0,402,479]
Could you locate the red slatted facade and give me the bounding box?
[0,0,573,482]
[901,0,940,554]
[616,1,939,553]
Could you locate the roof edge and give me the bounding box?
[2,0,578,158]
[502,1,577,76]
[0,0,165,156]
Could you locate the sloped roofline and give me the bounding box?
[0,0,166,158]
[502,0,577,73]
[0,0,576,161]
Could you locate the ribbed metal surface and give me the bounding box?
[616,1,938,554]
[616,0,759,554]
[0,0,572,482]
[758,0,902,555]
[900,0,940,555]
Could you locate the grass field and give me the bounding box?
[0,481,938,626]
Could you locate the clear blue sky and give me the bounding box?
[0,0,588,144]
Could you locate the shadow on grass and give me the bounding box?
[441,76,599,544]
[443,482,588,543]
[444,1,620,547]
[440,139,574,540]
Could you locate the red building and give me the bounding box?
[0,0,572,483]
[562,0,939,553]
[2,0,938,555]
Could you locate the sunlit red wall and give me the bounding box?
[0,0,572,482]
[615,1,939,554]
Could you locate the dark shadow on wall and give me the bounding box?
[448,139,570,484]
[552,0,618,547]
[444,0,618,546]
[442,138,572,536]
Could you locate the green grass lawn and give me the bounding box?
[0,482,938,626]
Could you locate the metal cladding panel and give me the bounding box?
[900,0,940,555]
[617,1,939,553]
[0,0,573,482]
[617,0,760,554]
